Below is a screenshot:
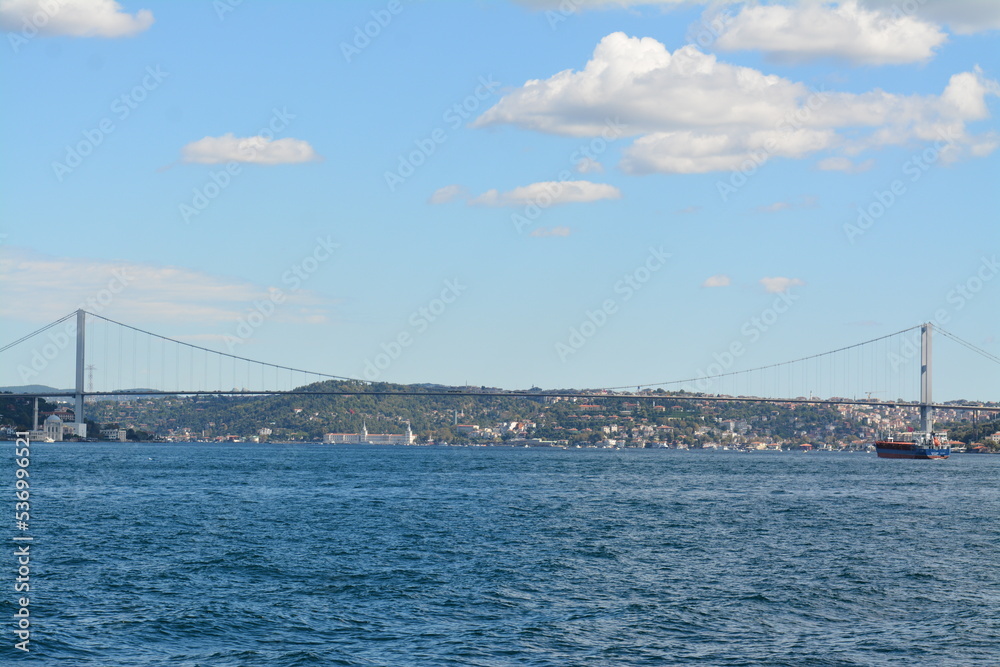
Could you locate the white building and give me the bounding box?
[324,421,414,445]
[43,415,64,442]
[100,427,128,442]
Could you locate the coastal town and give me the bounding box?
[5,386,999,453]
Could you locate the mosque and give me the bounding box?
[323,421,415,445]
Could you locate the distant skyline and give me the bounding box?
[1,0,998,401]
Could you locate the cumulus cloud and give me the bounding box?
[713,1,947,65]
[760,277,804,293]
[702,274,731,287]
[474,32,999,174]
[622,127,835,174]
[181,133,321,165]
[428,184,467,205]
[0,0,153,37]
[468,180,621,207]
[530,226,572,237]
[0,248,331,324]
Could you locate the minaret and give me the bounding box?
[361,420,368,442]
[406,421,413,444]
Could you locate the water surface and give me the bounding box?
[11,444,999,665]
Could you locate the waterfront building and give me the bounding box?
[324,421,415,445]
[44,414,64,442]
[100,427,128,442]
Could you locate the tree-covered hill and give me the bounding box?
[0,394,59,431]
[84,380,859,446]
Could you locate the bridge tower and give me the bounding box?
[920,322,932,434]
[74,309,87,437]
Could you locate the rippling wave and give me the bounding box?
[9,444,999,665]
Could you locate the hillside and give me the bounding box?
[83,380,864,447]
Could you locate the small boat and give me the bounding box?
[875,431,949,459]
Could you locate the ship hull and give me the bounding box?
[875,441,950,459]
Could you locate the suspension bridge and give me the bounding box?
[1,309,998,437]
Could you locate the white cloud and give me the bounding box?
[702,274,731,287]
[817,156,875,173]
[428,184,467,204]
[622,127,835,174]
[0,248,331,324]
[181,133,321,165]
[475,32,999,174]
[760,276,804,293]
[575,156,604,173]
[860,0,1000,34]
[513,0,1000,35]
[514,0,1000,34]
[468,180,621,207]
[530,226,572,237]
[713,1,947,65]
[0,0,153,37]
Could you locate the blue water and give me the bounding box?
[7,444,999,665]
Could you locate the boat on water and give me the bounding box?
[875,431,950,459]
[873,323,950,461]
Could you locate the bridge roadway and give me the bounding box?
[5,390,999,413]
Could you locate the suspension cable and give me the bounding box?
[594,324,924,392]
[83,311,362,384]
[937,327,1000,366]
[0,311,77,354]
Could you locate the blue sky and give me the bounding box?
[1,0,998,401]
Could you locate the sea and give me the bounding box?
[6,443,999,666]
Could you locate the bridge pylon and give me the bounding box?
[920,322,932,434]
[73,309,87,437]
